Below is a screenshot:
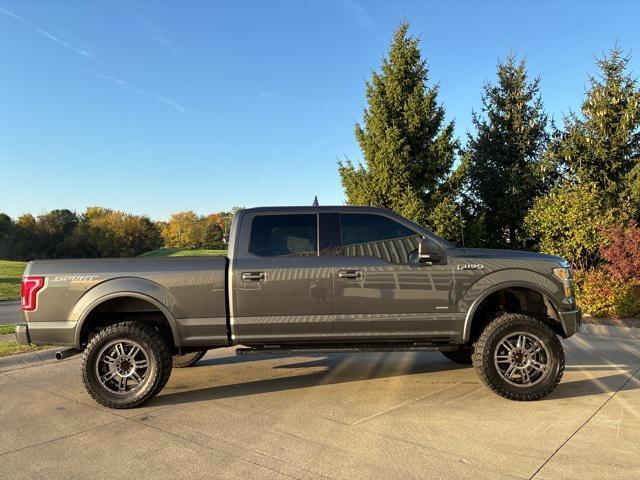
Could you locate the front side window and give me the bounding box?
[337,213,420,264]
[249,214,317,257]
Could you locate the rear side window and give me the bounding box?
[249,214,318,257]
[338,213,420,264]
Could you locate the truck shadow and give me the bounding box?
[153,352,640,406]
[154,352,469,406]
[550,370,640,400]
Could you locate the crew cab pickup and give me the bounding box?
[16,206,581,408]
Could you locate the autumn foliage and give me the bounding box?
[600,221,640,284]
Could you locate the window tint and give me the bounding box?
[338,213,420,264]
[340,214,416,245]
[249,214,317,257]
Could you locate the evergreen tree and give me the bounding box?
[464,55,549,249]
[553,47,640,212]
[338,22,458,228]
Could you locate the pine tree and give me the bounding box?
[554,47,640,212]
[464,55,549,249]
[338,22,458,228]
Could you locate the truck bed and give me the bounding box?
[23,256,229,348]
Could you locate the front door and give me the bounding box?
[331,212,454,341]
[232,211,333,343]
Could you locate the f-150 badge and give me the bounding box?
[457,264,484,271]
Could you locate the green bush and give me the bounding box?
[524,183,621,269]
[574,269,640,318]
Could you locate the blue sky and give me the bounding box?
[0,1,638,220]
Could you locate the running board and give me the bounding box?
[236,342,456,355]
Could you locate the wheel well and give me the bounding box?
[468,287,563,343]
[79,297,175,351]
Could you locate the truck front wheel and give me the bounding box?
[472,314,564,401]
[173,350,207,368]
[81,322,172,409]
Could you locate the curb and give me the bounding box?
[580,323,640,340]
[0,347,59,373]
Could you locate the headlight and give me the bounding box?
[553,262,574,300]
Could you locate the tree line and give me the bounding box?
[0,207,235,260]
[340,23,640,271]
[3,21,639,280]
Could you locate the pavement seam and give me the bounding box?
[94,361,341,480]
[158,419,339,480]
[528,367,640,480]
[350,383,461,425]
[0,419,123,458]
[126,416,332,480]
[22,386,324,479]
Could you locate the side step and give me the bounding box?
[236,342,455,355]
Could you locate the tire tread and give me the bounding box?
[173,350,207,368]
[81,322,172,409]
[472,313,565,401]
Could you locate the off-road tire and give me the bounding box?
[172,350,207,368]
[441,347,473,365]
[81,322,172,409]
[472,313,564,401]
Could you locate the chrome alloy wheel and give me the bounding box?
[95,340,150,395]
[493,332,550,387]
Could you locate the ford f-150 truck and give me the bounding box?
[16,206,581,408]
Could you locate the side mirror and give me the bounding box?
[418,237,442,265]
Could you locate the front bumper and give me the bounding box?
[15,323,31,345]
[559,308,582,337]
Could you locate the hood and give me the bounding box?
[450,248,565,263]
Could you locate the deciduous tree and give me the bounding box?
[524,183,619,268]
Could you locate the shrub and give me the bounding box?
[524,183,621,269]
[600,220,640,283]
[574,268,640,318]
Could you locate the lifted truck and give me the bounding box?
[16,206,581,408]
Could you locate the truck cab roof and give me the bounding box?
[239,205,396,214]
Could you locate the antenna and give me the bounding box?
[458,198,465,247]
[456,171,465,247]
[312,195,319,207]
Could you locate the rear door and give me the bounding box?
[232,211,334,343]
[331,212,453,341]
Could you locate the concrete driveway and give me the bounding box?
[1,332,638,480]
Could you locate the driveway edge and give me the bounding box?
[580,323,640,340]
[0,347,59,373]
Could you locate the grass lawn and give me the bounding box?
[0,260,27,301]
[0,341,51,358]
[141,248,227,257]
[0,324,16,335]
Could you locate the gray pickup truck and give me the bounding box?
[16,206,581,408]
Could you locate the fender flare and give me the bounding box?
[462,280,563,343]
[71,278,181,348]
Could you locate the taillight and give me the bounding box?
[21,276,45,311]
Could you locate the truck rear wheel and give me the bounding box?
[172,350,207,368]
[472,314,564,401]
[81,322,172,409]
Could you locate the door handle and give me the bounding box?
[338,270,362,280]
[242,272,265,281]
